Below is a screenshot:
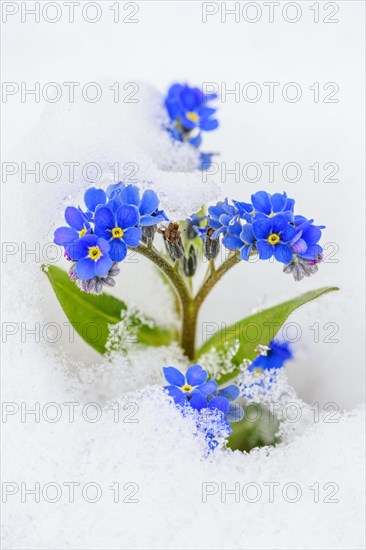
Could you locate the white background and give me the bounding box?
[2,0,365,409]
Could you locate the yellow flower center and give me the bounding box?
[88,246,102,261]
[78,228,87,238]
[111,227,124,239]
[267,233,280,245]
[269,212,276,217]
[181,384,193,393]
[186,111,199,123]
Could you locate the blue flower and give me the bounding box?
[54,206,91,249]
[94,204,142,262]
[67,234,112,280]
[207,198,238,238]
[210,384,244,423]
[106,183,167,226]
[84,187,107,216]
[253,214,296,264]
[290,216,325,260]
[251,191,294,222]
[200,152,216,170]
[248,340,293,371]
[163,365,218,410]
[165,83,218,134]
[222,220,256,260]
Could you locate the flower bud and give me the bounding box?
[142,224,157,245]
[203,227,220,260]
[183,245,197,277]
[160,222,185,261]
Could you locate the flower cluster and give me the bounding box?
[54,183,167,293]
[163,364,244,449]
[196,190,324,280]
[164,83,218,169]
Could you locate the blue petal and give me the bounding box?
[218,385,240,401]
[240,244,253,261]
[271,214,288,234]
[94,207,115,230]
[97,238,110,255]
[189,392,207,411]
[106,182,125,199]
[240,223,255,244]
[208,396,230,414]
[65,206,85,231]
[197,106,216,118]
[189,133,202,148]
[66,238,90,260]
[54,226,78,246]
[279,223,297,243]
[253,218,271,240]
[271,192,287,213]
[226,403,244,423]
[200,118,218,131]
[197,380,218,396]
[123,227,142,247]
[75,258,95,280]
[274,243,293,264]
[94,255,112,277]
[186,364,207,386]
[94,227,111,240]
[302,225,322,245]
[256,240,274,260]
[299,244,323,260]
[84,188,106,212]
[164,386,186,405]
[139,190,159,216]
[121,184,140,206]
[116,204,139,229]
[251,191,271,215]
[291,237,307,254]
[222,233,242,250]
[140,215,160,227]
[109,239,127,262]
[163,367,185,387]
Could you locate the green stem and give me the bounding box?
[133,244,190,306]
[133,246,240,361]
[194,252,240,310]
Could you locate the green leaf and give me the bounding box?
[197,286,339,384]
[43,265,176,354]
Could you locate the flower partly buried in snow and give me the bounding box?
[94,204,142,262]
[67,234,112,280]
[163,365,244,451]
[163,364,218,410]
[164,83,219,169]
[248,340,293,371]
[165,83,218,139]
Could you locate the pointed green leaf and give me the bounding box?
[197,286,339,384]
[43,265,176,354]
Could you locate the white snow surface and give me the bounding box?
[2,82,365,550]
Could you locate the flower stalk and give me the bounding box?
[133,245,240,360]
